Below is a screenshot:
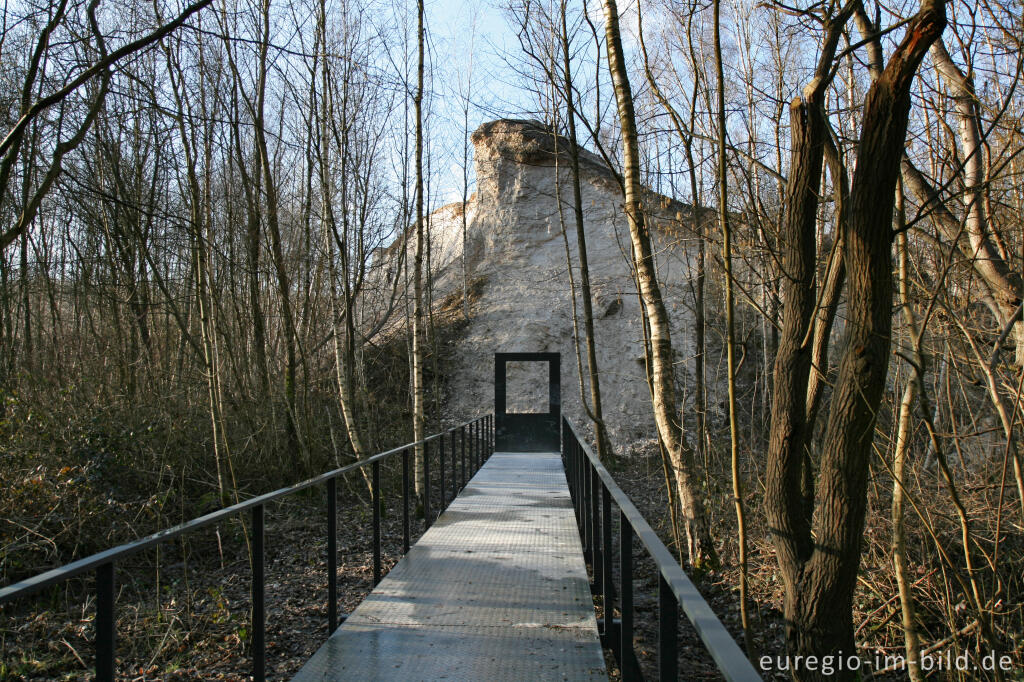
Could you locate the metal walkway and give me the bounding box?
[292,450,606,681]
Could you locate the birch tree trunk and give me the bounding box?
[712,0,752,655]
[600,0,716,569]
[412,0,427,507]
[893,208,923,682]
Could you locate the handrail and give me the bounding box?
[562,416,761,682]
[0,417,481,604]
[0,414,495,681]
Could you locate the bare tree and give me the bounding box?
[765,0,946,673]
[412,0,428,508]
[601,0,716,569]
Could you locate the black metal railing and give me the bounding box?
[0,415,494,681]
[561,417,761,682]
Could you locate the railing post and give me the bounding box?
[372,460,382,585]
[426,439,434,529]
[620,514,636,681]
[561,419,570,498]
[601,485,614,638]
[659,573,678,681]
[591,465,602,588]
[560,416,565,457]
[327,477,337,632]
[450,431,457,501]
[439,432,446,510]
[571,438,579,524]
[567,427,579,520]
[460,425,466,489]
[402,447,410,554]
[95,562,115,682]
[252,504,266,682]
[572,440,579,509]
[581,452,591,562]
[575,443,583,517]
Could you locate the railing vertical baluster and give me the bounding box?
[659,573,678,681]
[620,513,635,681]
[589,456,595,559]
[460,425,466,489]
[439,433,446,510]
[573,432,579,504]
[591,465,602,587]
[578,440,584,516]
[424,439,432,529]
[560,419,570,501]
[451,431,457,500]
[327,477,337,632]
[252,504,266,682]
[95,562,115,682]
[581,452,591,561]
[601,485,614,640]
[372,461,381,585]
[573,438,581,522]
[572,439,581,527]
[402,447,410,554]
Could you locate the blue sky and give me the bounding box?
[422,0,551,202]
[423,0,611,203]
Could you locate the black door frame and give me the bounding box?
[494,352,561,452]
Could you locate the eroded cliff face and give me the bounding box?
[395,119,704,451]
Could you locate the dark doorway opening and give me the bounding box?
[494,353,560,452]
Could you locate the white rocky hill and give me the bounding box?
[378,119,708,452]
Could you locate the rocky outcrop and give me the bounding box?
[384,119,707,451]
[471,119,615,179]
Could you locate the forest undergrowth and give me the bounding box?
[0,309,475,680]
[606,431,1024,681]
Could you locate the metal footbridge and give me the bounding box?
[294,449,604,680]
[0,353,762,681]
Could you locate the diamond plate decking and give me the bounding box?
[292,451,607,681]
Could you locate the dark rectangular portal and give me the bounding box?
[495,353,560,452]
